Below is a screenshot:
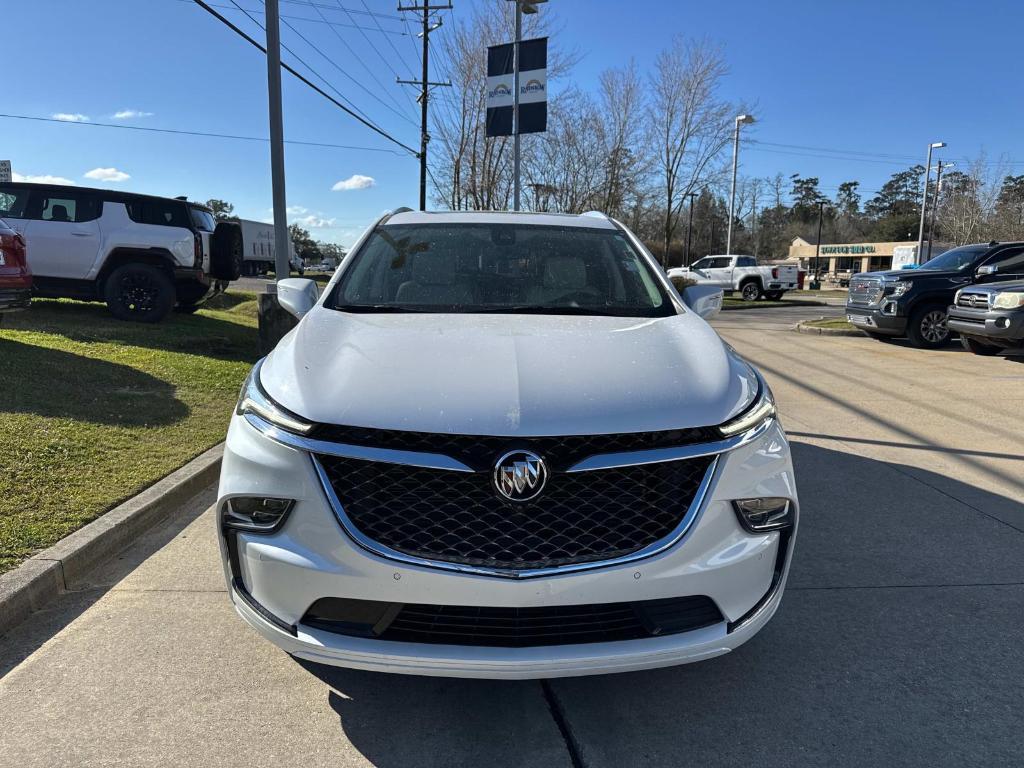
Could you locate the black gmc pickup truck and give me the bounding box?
[846,242,1024,348]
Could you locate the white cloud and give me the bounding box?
[286,205,308,215]
[12,171,75,185]
[293,214,338,229]
[52,112,89,122]
[84,167,131,183]
[112,109,153,120]
[331,174,375,192]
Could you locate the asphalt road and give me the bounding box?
[2,310,1022,767]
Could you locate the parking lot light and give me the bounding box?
[916,141,946,263]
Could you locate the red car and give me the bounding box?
[0,217,31,322]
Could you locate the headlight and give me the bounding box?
[887,281,911,297]
[993,292,1024,310]
[718,373,777,438]
[236,358,313,434]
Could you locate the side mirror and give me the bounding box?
[276,278,319,319]
[681,284,723,320]
[977,264,997,277]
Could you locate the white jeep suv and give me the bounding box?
[0,182,243,321]
[217,209,798,679]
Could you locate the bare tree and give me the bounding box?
[649,38,734,262]
[937,153,1007,245]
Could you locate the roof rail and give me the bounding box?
[379,206,414,225]
[581,210,610,220]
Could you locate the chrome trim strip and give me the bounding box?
[243,412,474,473]
[312,453,721,580]
[566,417,773,472]
[246,409,771,474]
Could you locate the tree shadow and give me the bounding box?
[4,297,259,364]
[293,442,1024,767]
[0,338,189,426]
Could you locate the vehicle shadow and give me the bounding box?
[0,337,189,426]
[3,295,259,364]
[296,442,1024,768]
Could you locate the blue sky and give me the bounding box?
[4,0,1020,246]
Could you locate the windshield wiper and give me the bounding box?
[334,304,431,313]
[472,305,632,316]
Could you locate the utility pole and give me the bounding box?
[726,113,755,255]
[927,160,951,261]
[265,0,290,281]
[814,200,827,284]
[917,141,945,263]
[684,192,698,266]
[398,2,452,210]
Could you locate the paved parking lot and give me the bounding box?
[2,310,1022,767]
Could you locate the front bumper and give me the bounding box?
[948,306,1024,345]
[845,304,906,335]
[217,414,798,678]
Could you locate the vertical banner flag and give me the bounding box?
[486,37,547,137]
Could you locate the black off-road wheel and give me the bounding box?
[960,336,1002,356]
[740,281,763,302]
[104,264,175,323]
[906,305,951,349]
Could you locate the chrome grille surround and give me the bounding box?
[956,291,991,309]
[848,276,884,306]
[244,412,772,579]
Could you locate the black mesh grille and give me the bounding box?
[316,453,714,570]
[302,596,724,648]
[311,424,720,472]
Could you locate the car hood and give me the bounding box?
[260,309,759,436]
[966,279,1024,294]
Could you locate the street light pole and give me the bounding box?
[726,114,754,255]
[917,141,945,264]
[265,0,290,281]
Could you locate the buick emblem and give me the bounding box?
[493,450,547,502]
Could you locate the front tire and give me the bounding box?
[104,263,175,323]
[960,336,1002,356]
[906,305,950,349]
[740,281,763,302]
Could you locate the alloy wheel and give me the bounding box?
[920,310,948,343]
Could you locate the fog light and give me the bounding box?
[996,317,1010,329]
[221,497,294,533]
[733,498,792,532]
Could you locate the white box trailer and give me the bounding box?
[237,219,302,276]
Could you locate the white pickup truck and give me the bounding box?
[669,255,799,301]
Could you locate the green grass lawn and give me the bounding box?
[0,292,260,574]
[802,317,858,330]
[722,297,826,310]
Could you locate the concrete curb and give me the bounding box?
[722,300,827,311]
[794,320,866,337]
[0,444,223,633]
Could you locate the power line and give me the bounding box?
[192,0,419,155]
[302,0,418,123]
[270,1,419,125]
[333,0,416,101]
[0,112,408,154]
[280,0,401,19]
[227,0,377,124]
[167,0,408,34]
[359,0,419,75]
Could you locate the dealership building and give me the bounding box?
[786,238,922,278]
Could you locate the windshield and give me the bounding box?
[916,245,989,272]
[330,223,675,317]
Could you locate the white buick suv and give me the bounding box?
[217,209,798,679]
